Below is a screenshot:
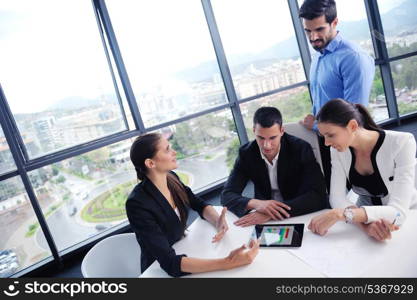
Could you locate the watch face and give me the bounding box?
[344,208,354,223]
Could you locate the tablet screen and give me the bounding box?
[252,224,304,247]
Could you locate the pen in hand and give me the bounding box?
[392,212,401,225]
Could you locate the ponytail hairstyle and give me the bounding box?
[130,133,190,231]
[316,98,380,131]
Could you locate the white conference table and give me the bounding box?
[140,207,417,278]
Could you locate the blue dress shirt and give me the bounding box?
[310,33,375,116]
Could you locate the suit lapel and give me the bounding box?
[252,142,271,198]
[142,177,181,224]
[277,134,290,192]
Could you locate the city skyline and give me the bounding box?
[0,0,409,114]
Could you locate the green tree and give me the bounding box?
[271,90,311,123]
[390,42,417,90]
[84,148,111,168]
[171,136,186,159]
[56,175,66,184]
[226,138,240,170]
[370,70,384,101]
[170,122,197,157]
[227,118,237,134]
[52,165,59,176]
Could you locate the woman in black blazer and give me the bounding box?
[126,133,259,277]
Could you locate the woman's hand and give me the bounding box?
[362,219,400,242]
[224,239,260,269]
[212,207,229,243]
[308,209,344,236]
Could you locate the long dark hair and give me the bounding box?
[130,133,189,230]
[316,98,380,131]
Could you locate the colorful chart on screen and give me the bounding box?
[253,224,304,248]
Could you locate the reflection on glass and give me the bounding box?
[28,140,136,252]
[369,67,389,122]
[213,0,305,99]
[154,109,238,190]
[0,126,16,175]
[0,1,126,159]
[391,56,417,116]
[240,86,312,140]
[0,176,51,277]
[106,0,227,127]
[378,0,417,57]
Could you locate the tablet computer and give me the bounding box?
[252,224,304,248]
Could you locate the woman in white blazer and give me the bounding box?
[308,99,417,241]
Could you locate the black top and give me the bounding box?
[221,133,328,217]
[349,130,388,205]
[125,172,208,277]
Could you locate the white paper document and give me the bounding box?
[288,221,404,277]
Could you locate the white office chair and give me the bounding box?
[415,158,417,189]
[81,233,141,278]
[284,122,324,173]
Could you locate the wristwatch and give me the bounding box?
[343,207,354,224]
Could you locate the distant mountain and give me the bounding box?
[339,0,417,39]
[337,19,370,41]
[176,37,300,83]
[379,0,417,35]
[176,0,417,83]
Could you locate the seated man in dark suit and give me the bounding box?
[221,106,328,226]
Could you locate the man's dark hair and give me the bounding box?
[299,0,337,23]
[253,107,282,128]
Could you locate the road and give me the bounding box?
[35,143,230,251]
[35,169,137,251]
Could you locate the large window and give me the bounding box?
[391,56,417,116]
[378,0,417,57]
[0,126,16,175]
[0,176,52,277]
[0,0,126,159]
[106,0,228,128]
[213,0,305,99]
[28,140,136,252]
[370,67,389,122]
[157,109,238,191]
[240,86,312,140]
[333,0,375,57]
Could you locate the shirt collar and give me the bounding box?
[259,147,280,166]
[319,31,341,55]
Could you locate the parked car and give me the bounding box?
[0,249,19,278]
[95,224,109,231]
[68,205,77,217]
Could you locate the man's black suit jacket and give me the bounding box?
[221,133,328,217]
[126,174,207,277]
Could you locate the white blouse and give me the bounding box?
[174,207,181,220]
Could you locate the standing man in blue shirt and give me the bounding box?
[299,0,375,191]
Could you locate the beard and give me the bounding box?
[310,39,327,51]
[310,30,337,52]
